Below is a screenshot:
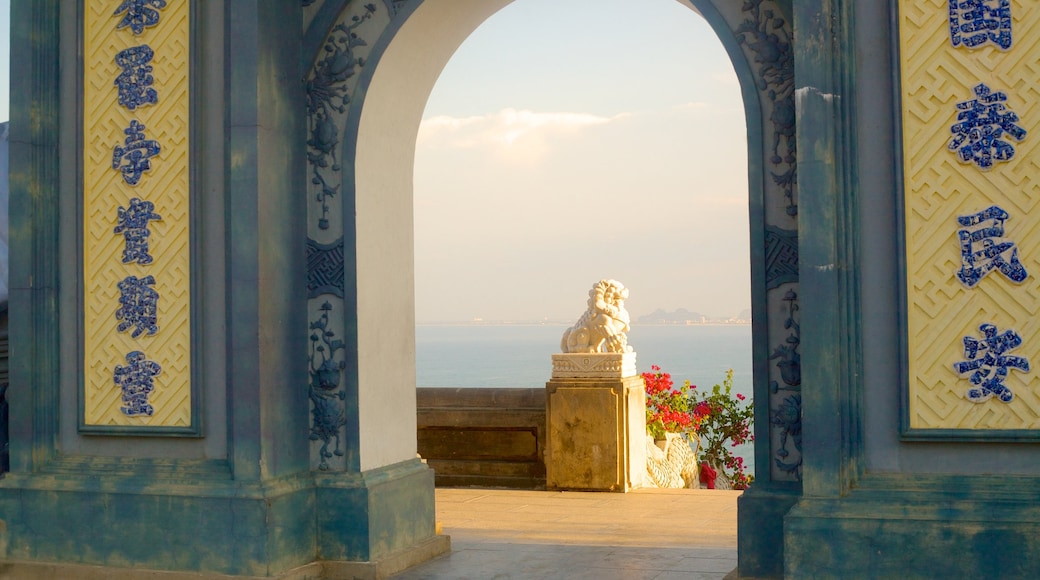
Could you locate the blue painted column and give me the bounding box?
[0,1,443,576]
[784,0,1040,577]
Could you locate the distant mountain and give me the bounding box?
[636,308,706,325]
[635,308,751,325]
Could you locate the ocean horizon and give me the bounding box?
[416,323,755,473]
[416,323,752,390]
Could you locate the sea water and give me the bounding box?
[416,323,755,474]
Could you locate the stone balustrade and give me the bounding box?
[417,387,547,489]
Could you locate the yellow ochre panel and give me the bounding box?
[900,1,1040,430]
[83,1,191,428]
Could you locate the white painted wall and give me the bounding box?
[354,0,512,470]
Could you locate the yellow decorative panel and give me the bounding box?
[83,1,192,428]
[900,1,1040,430]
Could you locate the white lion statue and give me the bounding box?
[560,279,632,354]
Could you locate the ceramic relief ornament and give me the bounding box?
[953,323,1030,403]
[114,45,159,111]
[955,205,1027,288]
[115,275,159,339]
[114,0,168,35]
[309,301,347,470]
[950,0,1012,50]
[114,197,162,265]
[114,351,163,416]
[112,120,161,186]
[948,83,1026,170]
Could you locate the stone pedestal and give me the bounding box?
[545,354,646,492]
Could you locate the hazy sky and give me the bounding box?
[0,0,750,323]
[414,0,749,323]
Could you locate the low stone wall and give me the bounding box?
[417,387,546,489]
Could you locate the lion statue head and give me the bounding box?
[560,279,632,354]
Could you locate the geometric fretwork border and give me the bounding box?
[80,0,196,434]
[897,0,1040,437]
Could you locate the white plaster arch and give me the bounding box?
[332,0,795,482]
[352,0,514,470]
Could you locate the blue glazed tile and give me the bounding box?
[956,205,1027,287]
[950,0,1012,50]
[769,290,801,479]
[116,274,159,339]
[113,0,167,35]
[309,301,347,470]
[305,4,378,230]
[764,227,798,291]
[948,83,1026,170]
[953,323,1029,403]
[114,197,162,265]
[734,3,796,216]
[113,351,162,417]
[112,120,161,186]
[114,45,158,111]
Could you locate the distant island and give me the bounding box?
[635,308,751,325]
[417,308,752,326]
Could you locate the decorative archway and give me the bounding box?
[302,0,799,576]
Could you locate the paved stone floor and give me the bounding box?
[391,487,741,580]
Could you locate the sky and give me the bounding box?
[0,0,749,324]
[414,0,749,323]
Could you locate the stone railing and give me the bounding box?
[416,387,546,489]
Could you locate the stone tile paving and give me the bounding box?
[391,488,741,580]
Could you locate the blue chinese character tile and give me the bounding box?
[116,275,159,339]
[950,0,1012,50]
[112,120,161,186]
[953,323,1030,403]
[114,197,162,265]
[113,351,162,417]
[948,83,1026,170]
[113,0,168,35]
[114,45,158,111]
[956,205,1027,287]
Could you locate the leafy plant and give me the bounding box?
[643,365,702,440]
[642,366,755,490]
[691,369,754,490]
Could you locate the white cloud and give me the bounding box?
[418,108,624,151]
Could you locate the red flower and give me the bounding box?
[700,462,717,489]
[645,365,754,488]
[695,401,711,416]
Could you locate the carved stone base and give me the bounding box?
[551,352,637,379]
[544,375,647,492]
[0,535,451,580]
[0,459,442,578]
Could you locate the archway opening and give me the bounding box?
[345,0,784,493]
[404,0,754,488]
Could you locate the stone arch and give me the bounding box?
[304,0,799,573]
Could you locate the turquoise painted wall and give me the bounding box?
[785,0,1040,576]
[1,1,438,576]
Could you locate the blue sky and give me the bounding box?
[0,0,749,323]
